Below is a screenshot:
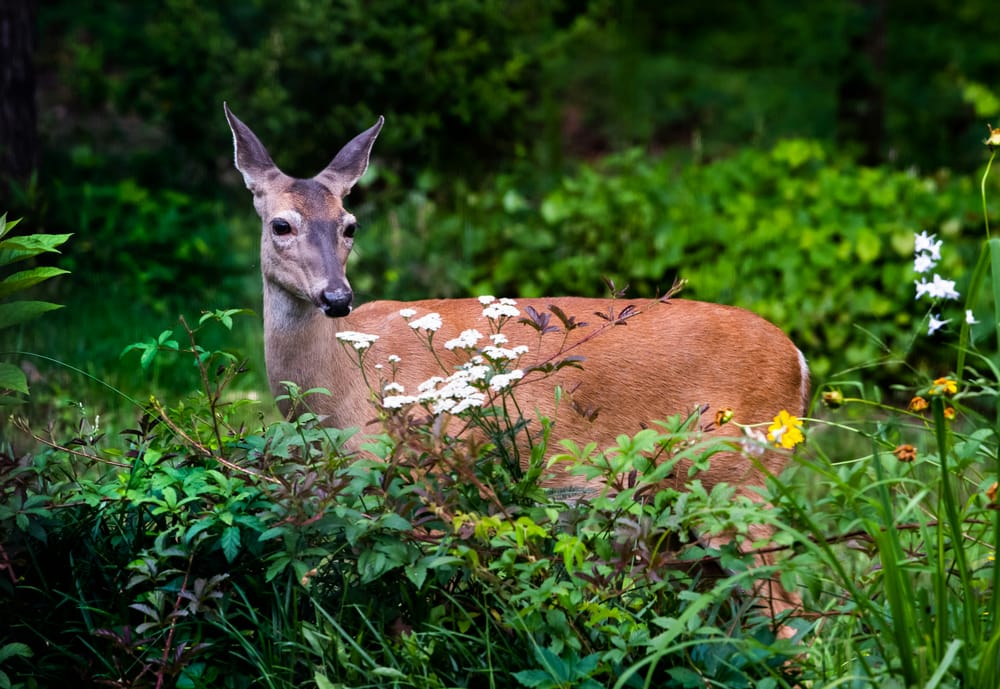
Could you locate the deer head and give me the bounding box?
[224,102,383,319]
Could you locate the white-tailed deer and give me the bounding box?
[224,103,810,634]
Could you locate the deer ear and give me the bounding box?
[224,102,279,193]
[316,116,384,196]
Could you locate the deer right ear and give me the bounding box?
[223,102,279,193]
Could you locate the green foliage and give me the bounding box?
[0,214,70,399]
[44,181,252,314]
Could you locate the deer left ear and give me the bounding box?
[224,102,281,194]
[316,116,384,196]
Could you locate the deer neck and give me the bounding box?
[261,283,371,429]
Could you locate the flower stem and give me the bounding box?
[982,148,996,240]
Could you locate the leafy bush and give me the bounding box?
[43,180,253,315]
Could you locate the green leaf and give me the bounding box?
[264,555,290,582]
[221,526,241,562]
[0,233,72,266]
[257,526,287,542]
[0,300,63,329]
[667,667,705,688]
[0,266,70,299]
[0,213,20,240]
[512,670,550,688]
[0,362,28,394]
[0,641,33,663]
[314,673,343,689]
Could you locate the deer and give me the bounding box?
[223,103,811,637]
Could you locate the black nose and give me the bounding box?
[320,288,352,317]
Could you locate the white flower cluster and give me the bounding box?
[378,297,529,416]
[381,359,528,414]
[408,312,443,332]
[481,296,520,321]
[913,231,959,301]
[335,330,380,350]
[444,329,483,351]
[912,231,975,335]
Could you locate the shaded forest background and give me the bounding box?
[1,0,999,419]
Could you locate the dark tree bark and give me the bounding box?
[836,0,887,166]
[0,0,37,184]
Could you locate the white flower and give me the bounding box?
[409,312,443,332]
[383,395,418,409]
[478,295,496,306]
[489,370,524,391]
[928,313,950,335]
[335,331,380,350]
[914,253,936,274]
[444,328,483,351]
[451,393,486,415]
[399,308,417,319]
[482,344,529,361]
[915,274,960,301]
[415,365,490,416]
[740,426,768,458]
[383,382,405,394]
[462,364,492,382]
[418,376,445,393]
[490,333,508,345]
[482,346,518,361]
[914,231,943,260]
[482,301,520,320]
[431,397,456,414]
[387,354,401,363]
[966,309,979,324]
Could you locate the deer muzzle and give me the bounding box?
[320,287,353,317]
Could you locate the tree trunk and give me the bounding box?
[0,0,38,185]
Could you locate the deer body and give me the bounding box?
[263,294,807,492]
[225,104,809,629]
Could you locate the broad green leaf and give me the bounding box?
[0,300,63,329]
[221,526,241,562]
[0,641,32,663]
[0,266,70,299]
[0,233,72,266]
[0,362,28,394]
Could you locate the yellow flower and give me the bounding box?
[909,396,929,412]
[929,377,957,397]
[944,406,957,420]
[715,407,734,426]
[767,410,804,449]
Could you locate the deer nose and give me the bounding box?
[320,287,353,317]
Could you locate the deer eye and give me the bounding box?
[271,218,292,236]
[344,222,358,238]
